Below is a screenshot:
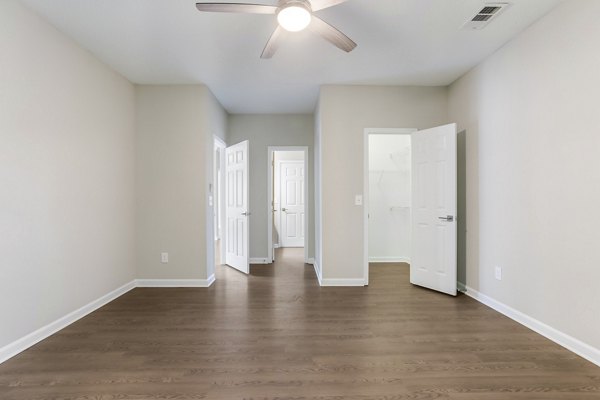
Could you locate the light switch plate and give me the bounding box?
[161,252,169,264]
[494,266,502,280]
[355,195,363,206]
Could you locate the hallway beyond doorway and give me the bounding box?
[219,247,310,282]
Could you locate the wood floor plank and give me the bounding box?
[0,248,598,399]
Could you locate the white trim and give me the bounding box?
[273,244,280,249]
[136,277,215,287]
[206,274,216,287]
[363,128,417,286]
[306,257,315,265]
[213,136,226,147]
[267,146,309,265]
[213,136,227,267]
[368,257,411,263]
[0,280,136,364]
[313,259,322,285]
[465,286,600,368]
[249,257,271,264]
[0,276,223,365]
[320,278,366,287]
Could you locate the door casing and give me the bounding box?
[363,128,417,285]
[214,136,226,264]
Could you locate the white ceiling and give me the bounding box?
[19,0,563,113]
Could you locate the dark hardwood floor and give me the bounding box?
[1,248,598,399]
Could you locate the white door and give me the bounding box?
[225,140,249,274]
[280,161,305,247]
[411,123,457,296]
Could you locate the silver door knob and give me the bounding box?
[438,215,454,222]
[281,208,287,212]
[241,212,251,216]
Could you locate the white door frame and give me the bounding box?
[363,128,417,285]
[267,146,309,264]
[214,136,226,264]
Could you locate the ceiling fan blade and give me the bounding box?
[310,0,349,12]
[195,3,277,14]
[261,26,287,59]
[309,16,357,53]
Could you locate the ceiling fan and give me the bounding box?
[195,0,357,59]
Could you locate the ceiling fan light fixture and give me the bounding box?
[277,5,312,32]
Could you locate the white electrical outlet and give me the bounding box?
[494,266,502,280]
[355,195,363,206]
[161,252,169,264]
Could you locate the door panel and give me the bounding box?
[280,161,305,248]
[411,123,457,296]
[225,140,249,274]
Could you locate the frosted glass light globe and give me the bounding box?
[277,6,312,32]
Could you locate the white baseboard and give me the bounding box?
[465,286,600,368]
[313,259,322,286]
[369,257,410,263]
[249,258,271,264]
[320,278,366,287]
[457,281,467,292]
[0,275,219,365]
[273,244,280,249]
[306,258,315,265]
[206,274,216,287]
[136,276,215,287]
[312,259,366,287]
[0,280,136,365]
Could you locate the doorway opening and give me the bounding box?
[267,147,309,264]
[213,136,226,268]
[364,124,458,295]
[364,128,416,285]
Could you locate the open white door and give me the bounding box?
[411,123,457,296]
[280,161,305,248]
[225,140,249,274]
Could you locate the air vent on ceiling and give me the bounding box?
[463,2,512,30]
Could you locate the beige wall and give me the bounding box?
[318,86,449,280]
[449,0,600,350]
[203,90,228,279]
[0,0,136,348]
[135,85,227,280]
[228,114,315,260]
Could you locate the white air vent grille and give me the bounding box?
[472,14,493,22]
[463,3,512,30]
[480,6,502,15]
